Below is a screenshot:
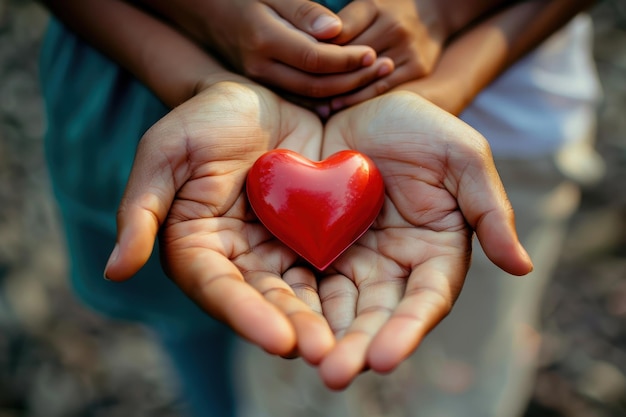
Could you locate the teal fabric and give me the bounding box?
[40,17,238,416]
[317,0,351,10]
[39,19,219,337]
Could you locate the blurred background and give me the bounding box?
[0,1,624,416]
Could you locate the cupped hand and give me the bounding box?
[314,91,533,389]
[103,80,335,364]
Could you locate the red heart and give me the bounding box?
[246,149,384,270]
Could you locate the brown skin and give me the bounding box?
[41,0,595,388]
[395,0,598,115]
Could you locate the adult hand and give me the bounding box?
[311,91,533,389]
[103,79,335,365]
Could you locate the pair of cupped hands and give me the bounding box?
[103,79,532,390]
[104,0,533,390]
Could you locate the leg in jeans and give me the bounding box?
[157,323,237,417]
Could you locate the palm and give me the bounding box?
[314,92,532,388]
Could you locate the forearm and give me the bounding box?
[402,0,597,115]
[132,0,209,44]
[40,0,241,107]
[426,0,514,42]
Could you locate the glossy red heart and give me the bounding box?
[246,149,384,270]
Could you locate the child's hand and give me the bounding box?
[103,79,336,364]
[314,91,533,389]
[200,0,394,98]
[328,0,448,110]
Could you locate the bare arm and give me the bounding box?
[431,0,513,40]
[397,0,597,115]
[114,0,525,107]
[39,0,245,108]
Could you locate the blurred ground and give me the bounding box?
[0,1,625,416]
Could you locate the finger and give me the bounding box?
[104,123,184,281]
[450,137,534,276]
[330,75,392,111]
[254,57,393,98]
[251,7,376,75]
[333,0,378,44]
[318,329,371,390]
[317,273,358,338]
[330,55,433,111]
[334,15,401,59]
[170,248,299,356]
[265,0,342,40]
[317,303,394,390]
[474,198,534,276]
[283,267,323,314]
[272,41,375,74]
[318,270,406,389]
[247,269,335,365]
[366,256,466,373]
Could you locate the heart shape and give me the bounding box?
[246,149,384,270]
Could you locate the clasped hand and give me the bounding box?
[103,80,532,390]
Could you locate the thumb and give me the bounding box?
[455,143,534,276]
[266,0,342,39]
[103,126,183,281]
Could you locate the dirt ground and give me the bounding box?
[0,1,625,416]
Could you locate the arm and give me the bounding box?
[431,0,513,40]
[395,0,598,115]
[327,0,595,111]
[40,0,242,108]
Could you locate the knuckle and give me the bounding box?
[388,20,411,41]
[301,47,321,71]
[306,80,326,98]
[374,80,391,96]
[345,52,364,71]
[293,2,321,23]
[247,29,269,51]
[244,59,267,79]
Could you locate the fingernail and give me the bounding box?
[311,14,340,34]
[377,62,392,76]
[361,51,375,67]
[103,243,119,281]
[315,104,331,119]
[331,99,344,111]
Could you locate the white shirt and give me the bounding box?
[461,14,602,158]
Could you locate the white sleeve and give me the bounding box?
[460,14,602,158]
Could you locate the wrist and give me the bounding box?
[192,71,251,98]
[393,76,468,116]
